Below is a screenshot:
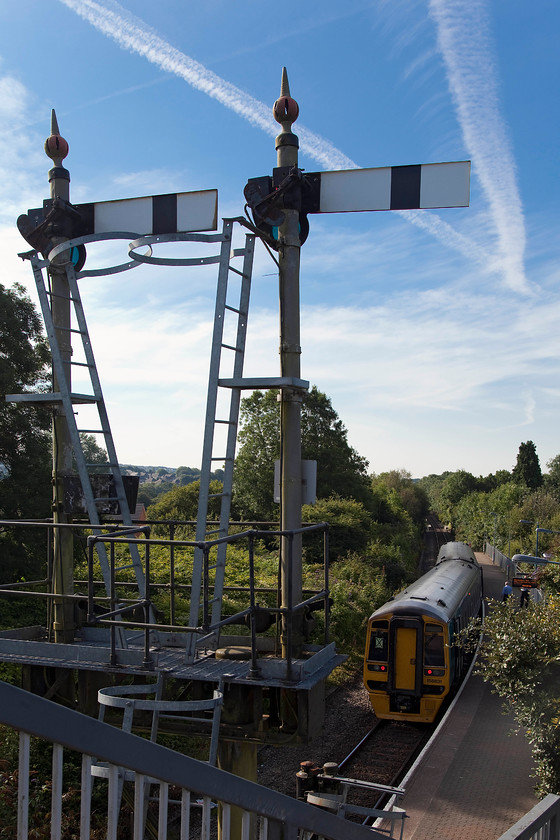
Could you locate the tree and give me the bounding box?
[438,470,479,521]
[473,598,560,796]
[78,433,108,474]
[146,480,224,537]
[513,440,543,489]
[0,283,51,519]
[371,470,430,526]
[233,387,371,520]
[544,454,560,498]
[301,496,373,563]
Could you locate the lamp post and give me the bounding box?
[536,527,560,559]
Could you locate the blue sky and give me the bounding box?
[1,0,559,479]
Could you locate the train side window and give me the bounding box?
[367,621,388,662]
[424,623,445,666]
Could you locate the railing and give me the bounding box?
[0,518,332,674]
[484,543,543,603]
[0,678,388,840]
[86,522,331,672]
[497,794,560,840]
[484,542,515,575]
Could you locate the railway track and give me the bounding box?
[338,718,430,788]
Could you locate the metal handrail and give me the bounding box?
[85,522,331,673]
[0,678,386,840]
[497,794,560,840]
[0,517,331,677]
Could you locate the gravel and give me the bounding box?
[257,670,374,797]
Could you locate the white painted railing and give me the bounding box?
[1,679,388,840]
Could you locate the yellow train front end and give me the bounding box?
[363,614,450,724]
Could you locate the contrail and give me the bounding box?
[57,0,355,171]
[58,0,516,284]
[428,0,529,294]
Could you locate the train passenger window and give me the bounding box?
[367,621,388,662]
[424,623,445,667]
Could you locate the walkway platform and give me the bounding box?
[400,552,538,840]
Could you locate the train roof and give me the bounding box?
[436,541,477,564]
[369,542,481,624]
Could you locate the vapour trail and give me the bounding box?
[59,0,497,274]
[57,0,355,171]
[428,0,529,294]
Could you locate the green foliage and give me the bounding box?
[302,496,373,563]
[0,284,53,582]
[372,470,430,523]
[418,442,560,555]
[146,480,225,536]
[513,440,543,490]
[305,552,391,670]
[233,387,372,520]
[0,283,51,521]
[78,433,108,474]
[300,387,371,503]
[175,465,201,485]
[474,598,560,796]
[439,470,479,522]
[544,455,560,499]
[137,480,173,507]
[453,483,526,550]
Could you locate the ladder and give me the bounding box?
[16,250,148,607]
[188,220,256,655]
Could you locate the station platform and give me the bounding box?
[400,552,538,840]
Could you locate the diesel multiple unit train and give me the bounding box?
[363,542,483,723]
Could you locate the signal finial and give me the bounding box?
[44,109,69,166]
[273,67,299,129]
[273,68,299,168]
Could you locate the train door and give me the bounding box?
[389,617,423,713]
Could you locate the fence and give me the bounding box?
[0,677,392,840]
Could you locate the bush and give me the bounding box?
[302,496,373,564]
[474,597,560,796]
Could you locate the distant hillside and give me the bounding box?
[121,465,224,486]
[120,464,224,507]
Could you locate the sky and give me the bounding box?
[1,0,559,480]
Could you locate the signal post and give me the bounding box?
[45,113,75,646]
[274,71,305,658]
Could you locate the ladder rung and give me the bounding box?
[208,493,228,499]
[220,343,241,353]
[70,361,93,368]
[115,564,135,571]
[197,596,220,610]
[55,326,87,335]
[224,304,241,314]
[46,290,81,303]
[228,265,249,279]
[78,429,104,434]
[215,419,236,425]
[210,456,233,462]
[70,394,99,404]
